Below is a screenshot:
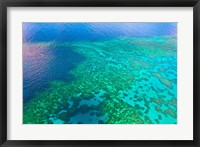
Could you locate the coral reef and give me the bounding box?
[23,36,177,124]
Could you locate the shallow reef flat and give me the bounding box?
[23,36,177,124]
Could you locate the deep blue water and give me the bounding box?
[23,46,85,102]
[23,23,177,43]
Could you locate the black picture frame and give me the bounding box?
[0,0,199,146]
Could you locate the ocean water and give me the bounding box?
[23,23,177,124]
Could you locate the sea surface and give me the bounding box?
[23,23,177,124]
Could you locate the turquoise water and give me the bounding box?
[23,23,177,124]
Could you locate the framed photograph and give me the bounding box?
[0,0,199,146]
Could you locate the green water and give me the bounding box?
[23,36,177,124]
